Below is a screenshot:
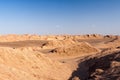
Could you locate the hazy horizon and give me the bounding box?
[0,0,120,35]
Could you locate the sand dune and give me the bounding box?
[0,47,72,80]
[48,42,99,56]
[0,34,119,80]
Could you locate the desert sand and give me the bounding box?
[0,34,120,80]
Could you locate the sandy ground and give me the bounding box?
[0,34,120,80]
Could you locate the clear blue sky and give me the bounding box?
[0,0,120,35]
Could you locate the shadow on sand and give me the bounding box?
[69,51,120,80]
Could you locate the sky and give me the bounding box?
[0,0,120,35]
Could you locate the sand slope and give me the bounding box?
[0,47,72,80]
